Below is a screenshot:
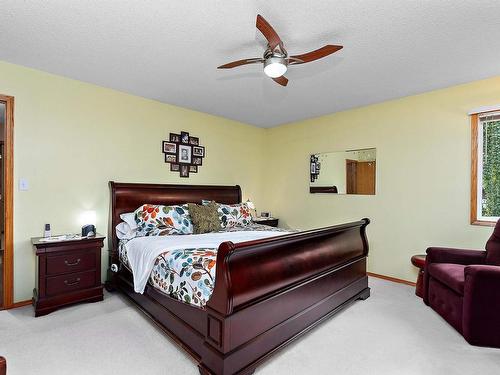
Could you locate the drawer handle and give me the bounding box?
[64,259,81,266]
[64,278,81,286]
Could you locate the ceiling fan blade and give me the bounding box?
[289,45,343,65]
[272,76,288,86]
[217,58,263,69]
[256,14,283,49]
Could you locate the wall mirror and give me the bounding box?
[310,148,376,195]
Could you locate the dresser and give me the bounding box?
[32,235,105,317]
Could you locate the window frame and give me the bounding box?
[470,111,500,226]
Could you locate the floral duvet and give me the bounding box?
[119,224,290,308]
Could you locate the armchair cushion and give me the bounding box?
[427,263,466,295]
[462,264,500,347]
[426,247,486,265]
[485,219,500,266]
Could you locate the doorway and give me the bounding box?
[0,95,13,309]
[345,159,376,195]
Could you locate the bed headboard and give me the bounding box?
[108,182,241,255]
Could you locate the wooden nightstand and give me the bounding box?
[32,234,105,317]
[253,218,279,227]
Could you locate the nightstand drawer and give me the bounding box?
[46,270,96,296]
[46,250,96,275]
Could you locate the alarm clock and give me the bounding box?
[81,224,96,237]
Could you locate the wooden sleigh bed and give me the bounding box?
[107,182,370,375]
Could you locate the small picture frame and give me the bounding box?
[310,163,316,174]
[181,131,190,144]
[189,136,199,146]
[170,163,180,172]
[180,164,189,178]
[192,145,205,157]
[165,154,177,163]
[192,157,203,166]
[162,141,177,154]
[189,165,198,173]
[178,144,192,164]
[170,133,180,143]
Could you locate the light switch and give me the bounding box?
[19,178,29,191]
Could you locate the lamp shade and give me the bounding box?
[245,200,255,210]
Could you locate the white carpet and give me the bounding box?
[1,278,499,375]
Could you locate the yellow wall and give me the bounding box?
[263,76,500,282]
[0,61,266,302]
[2,58,498,302]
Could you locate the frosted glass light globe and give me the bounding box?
[263,57,287,78]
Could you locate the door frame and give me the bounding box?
[0,94,14,309]
[345,159,357,194]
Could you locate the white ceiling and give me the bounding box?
[1,1,500,128]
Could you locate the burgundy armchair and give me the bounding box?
[423,219,500,348]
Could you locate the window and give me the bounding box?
[471,111,500,225]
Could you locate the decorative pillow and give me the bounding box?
[120,212,138,230]
[217,202,253,228]
[187,202,221,234]
[202,200,253,228]
[134,204,193,236]
[116,221,137,240]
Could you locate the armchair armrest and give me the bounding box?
[462,265,500,347]
[426,247,486,265]
[423,247,486,305]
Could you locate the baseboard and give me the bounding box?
[9,299,32,309]
[367,272,416,286]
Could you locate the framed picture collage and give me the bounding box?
[310,154,320,182]
[162,131,205,178]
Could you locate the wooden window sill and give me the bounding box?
[471,220,496,227]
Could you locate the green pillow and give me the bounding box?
[187,202,221,234]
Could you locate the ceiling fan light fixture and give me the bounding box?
[263,56,287,78]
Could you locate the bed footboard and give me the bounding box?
[201,218,370,375]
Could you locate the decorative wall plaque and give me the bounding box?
[310,154,320,182]
[162,132,205,178]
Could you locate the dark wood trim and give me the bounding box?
[470,113,497,227]
[0,95,14,309]
[367,272,416,286]
[0,356,5,375]
[309,186,338,194]
[108,182,371,375]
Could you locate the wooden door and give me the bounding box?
[0,95,13,310]
[345,159,357,194]
[356,161,376,195]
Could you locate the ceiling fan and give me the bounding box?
[217,14,343,86]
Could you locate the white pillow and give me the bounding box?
[116,221,137,240]
[120,212,137,230]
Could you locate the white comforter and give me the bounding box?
[124,230,289,293]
